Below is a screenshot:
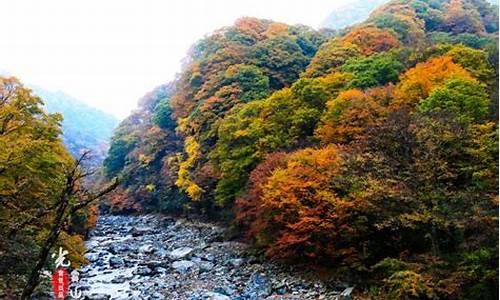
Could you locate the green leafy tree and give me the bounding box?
[224,64,270,102]
[342,52,405,89]
[302,39,361,78]
[152,98,177,130]
[103,138,136,178]
[419,78,489,123]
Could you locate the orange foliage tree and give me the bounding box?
[105,186,143,214]
[342,26,400,56]
[234,152,289,238]
[440,0,485,34]
[244,145,368,266]
[315,87,391,144]
[394,56,472,107]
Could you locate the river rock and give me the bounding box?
[229,258,244,267]
[78,215,348,299]
[156,247,169,258]
[213,286,234,296]
[198,261,214,272]
[85,293,110,300]
[150,292,165,299]
[111,275,127,284]
[202,292,231,300]
[139,244,155,254]
[132,226,152,236]
[168,246,193,260]
[133,266,154,276]
[109,256,124,267]
[109,243,130,254]
[244,272,272,299]
[172,260,196,273]
[85,252,100,263]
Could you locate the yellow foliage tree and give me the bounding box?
[394,56,472,107]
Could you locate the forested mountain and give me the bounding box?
[103,0,499,298]
[32,86,119,164]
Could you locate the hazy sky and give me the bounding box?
[1,0,355,118]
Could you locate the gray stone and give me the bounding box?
[111,276,127,284]
[172,260,196,273]
[108,256,124,267]
[213,286,235,296]
[229,258,244,267]
[85,293,110,300]
[155,267,168,274]
[244,272,272,299]
[132,227,152,236]
[139,244,155,254]
[156,248,169,258]
[133,266,154,276]
[109,243,131,254]
[198,261,214,272]
[168,246,193,260]
[202,292,231,300]
[94,259,105,267]
[85,252,100,263]
[340,287,354,300]
[150,292,165,299]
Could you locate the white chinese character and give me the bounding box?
[51,247,70,268]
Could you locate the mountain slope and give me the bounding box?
[31,86,119,164]
[320,0,390,29]
[320,0,499,30]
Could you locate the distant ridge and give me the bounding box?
[320,0,389,29]
[31,86,119,164]
[321,0,498,30]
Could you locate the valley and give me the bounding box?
[1,0,498,299]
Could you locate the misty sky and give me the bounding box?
[1,0,356,118]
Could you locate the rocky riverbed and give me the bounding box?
[77,215,351,300]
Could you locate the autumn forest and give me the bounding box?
[1,0,499,299]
